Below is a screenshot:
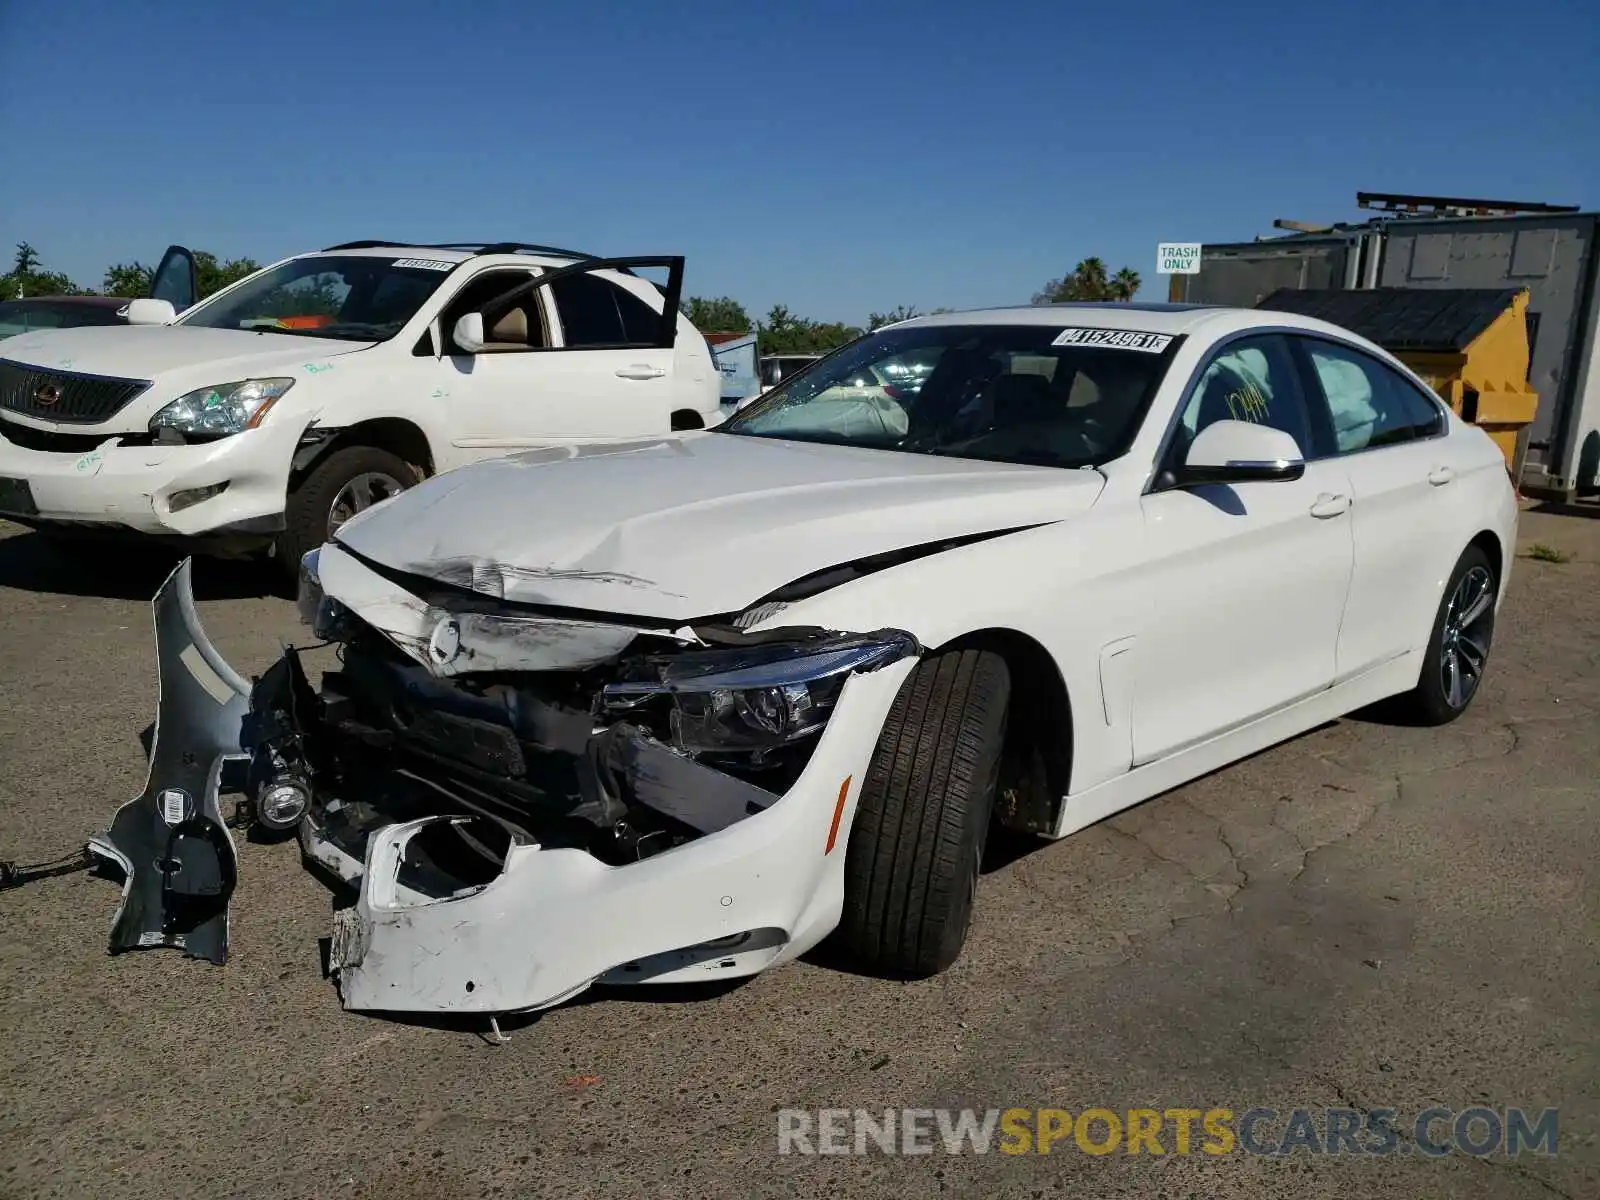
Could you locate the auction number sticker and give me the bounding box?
[391,258,456,271]
[1052,328,1174,353]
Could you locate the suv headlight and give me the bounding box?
[602,630,918,754]
[149,378,295,438]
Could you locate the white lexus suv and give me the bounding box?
[0,242,720,568]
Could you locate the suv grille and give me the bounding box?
[0,359,151,425]
[0,417,112,454]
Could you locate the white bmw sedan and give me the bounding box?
[106,303,1517,1015]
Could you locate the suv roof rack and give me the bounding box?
[320,239,600,260]
[317,239,640,276]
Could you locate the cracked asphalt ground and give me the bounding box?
[1,508,1596,1200]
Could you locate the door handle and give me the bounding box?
[1428,466,1455,486]
[1309,492,1351,519]
[615,365,666,380]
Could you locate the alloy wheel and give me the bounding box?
[1440,565,1494,709]
[327,471,403,536]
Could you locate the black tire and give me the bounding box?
[1395,544,1498,726]
[838,647,1010,977]
[278,445,419,573]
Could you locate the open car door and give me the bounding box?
[148,245,198,313]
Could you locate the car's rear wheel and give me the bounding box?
[278,445,417,574]
[1396,544,1498,725]
[837,647,1010,977]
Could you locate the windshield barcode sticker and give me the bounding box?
[1052,328,1173,353]
[391,258,456,271]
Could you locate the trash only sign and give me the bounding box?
[1158,243,1202,274]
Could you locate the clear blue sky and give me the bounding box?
[2,0,1596,322]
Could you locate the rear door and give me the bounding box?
[464,257,686,447]
[538,261,684,436]
[1288,334,1461,677]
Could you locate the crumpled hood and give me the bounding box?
[2,325,373,429]
[332,432,1105,621]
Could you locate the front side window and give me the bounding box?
[178,255,450,341]
[435,269,545,353]
[1301,339,1446,453]
[723,324,1178,469]
[1174,334,1316,459]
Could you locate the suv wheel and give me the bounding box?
[837,647,1010,977]
[279,445,418,573]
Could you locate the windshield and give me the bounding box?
[177,254,452,340]
[724,324,1180,468]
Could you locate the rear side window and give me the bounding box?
[1299,339,1446,453]
[550,273,662,347]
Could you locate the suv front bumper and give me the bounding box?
[0,417,302,541]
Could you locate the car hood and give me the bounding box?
[1,325,374,428]
[332,432,1105,621]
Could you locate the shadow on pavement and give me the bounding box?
[1528,499,1600,519]
[0,526,285,601]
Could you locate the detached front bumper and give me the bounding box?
[100,557,915,1017]
[0,417,301,541]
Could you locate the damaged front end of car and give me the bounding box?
[94,545,920,1017]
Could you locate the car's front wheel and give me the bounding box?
[1397,543,1499,725]
[837,647,1010,977]
[279,445,418,574]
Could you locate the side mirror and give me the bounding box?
[124,298,177,326]
[1174,419,1305,486]
[452,312,486,354]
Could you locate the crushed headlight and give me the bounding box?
[602,630,917,754]
[296,546,352,640]
[149,377,295,439]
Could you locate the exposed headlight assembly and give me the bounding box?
[149,377,295,439]
[602,630,918,755]
[296,547,353,640]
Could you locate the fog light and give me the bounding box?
[168,482,229,513]
[256,779,311,832]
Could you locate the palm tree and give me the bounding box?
[1032,257,1142,304]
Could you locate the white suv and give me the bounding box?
[0,241,721,567]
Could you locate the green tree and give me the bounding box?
[12,243,41,278]
[682,295,751,333]
[756,304,862,355]
[1032,257,1141,304]
[868,305,920,330]
[194,251,260,298]
[2,242,84,298]
[101,251,260,301]
[101,262,153,298]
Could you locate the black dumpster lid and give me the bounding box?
[1256,287,1523,352]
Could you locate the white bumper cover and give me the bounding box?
[0,419,304,536]
[314,658,913,1015]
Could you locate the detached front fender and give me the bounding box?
[87,559,249,964]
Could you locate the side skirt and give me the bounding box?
[1050,651,1423,840]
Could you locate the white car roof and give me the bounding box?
[289,245,589,270]
[896,302,1391,354]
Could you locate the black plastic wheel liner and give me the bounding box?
[88,559,250,965]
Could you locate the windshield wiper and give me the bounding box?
[289,322,394,340]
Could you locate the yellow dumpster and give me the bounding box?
[1254,287,1540,475]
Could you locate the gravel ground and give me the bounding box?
[0,506,1595,1200]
